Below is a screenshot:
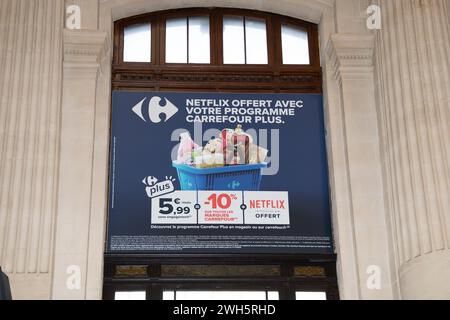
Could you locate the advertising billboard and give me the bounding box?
[107,91,332,254]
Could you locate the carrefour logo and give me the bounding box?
[132,96,179,123]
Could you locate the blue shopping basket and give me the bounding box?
[172,162,267,191]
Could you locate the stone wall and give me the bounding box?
[1,0,449,300]
[0,0,64,299]
[373,0,450,299]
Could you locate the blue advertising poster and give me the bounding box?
[107,91,332,254]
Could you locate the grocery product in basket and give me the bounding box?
[204,138,223,154]
[189,138,223,168]
[249,144,269,164]
[194,151,225,168]
[176,126,268,169]
[191,147,203,159]
[173,126,268,191]
[222,125,252,165]
[220,126,254,144]
[177,132,199,164]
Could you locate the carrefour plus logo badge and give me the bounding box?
[143,176,176,198]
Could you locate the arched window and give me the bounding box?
[112,8,321,93]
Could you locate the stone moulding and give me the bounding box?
[63,29,108,79]
[326,33,375,81]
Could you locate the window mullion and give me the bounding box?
[186,17,189,64]
[243,16,247,65]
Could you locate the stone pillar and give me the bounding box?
[373,0,450,299]
[0,0,64,299]
[327,33,396,299]
[51,29,107,300]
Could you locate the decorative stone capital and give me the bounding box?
[326,33,375,81]
[63,29,108,79]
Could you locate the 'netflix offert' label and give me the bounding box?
[244,192,290,225]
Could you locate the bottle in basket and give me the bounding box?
[221,125,251,165]
[177,132,199,165]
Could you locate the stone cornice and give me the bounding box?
[63,29,108,79]
[326,33,375,80]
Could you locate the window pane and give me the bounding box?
[245,18,268,64]
[223,16,245,64]
[188,16,210,63]
[267,291,280,300]
[172,291,268,300]
[114,291,146,300]
[163,291,175,300]
[166,18,188,63]
[295,291,326,300]
[281,24,310,64]
[123,24,151,62]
